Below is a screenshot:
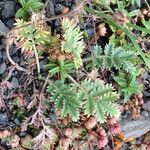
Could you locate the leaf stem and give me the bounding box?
[31,38,40,74]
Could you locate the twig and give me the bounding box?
[13,0,90,30]
[31,37,40,74]
[5,32,29,73]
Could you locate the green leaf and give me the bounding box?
[15,8,29,20]
[78,79,119,123]
[47,81,79,121]
[114,72,142,101]
[128,10,139,17]
[61,18,85,69]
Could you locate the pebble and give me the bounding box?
[2,1,16,19]
[11,77,19,89]
[12,56,20,63]
[46,1,55,17]
[121,116,150,139]
[14,118,21,126]
[55,19,61,27]
[0,51,3,59]
[141,110,149,117]
[0,113,9,125]
[86,28,95,38]
[40,58,48,70]
[6,18,15,29]
[0,20,10,36]
[142,101,150,111]
[55,4,65,14]
[18,131,27,137]
[143,91,150,97]
[0,62,6,74]
[10,45,18,56]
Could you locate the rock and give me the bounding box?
[10,45,18,56]
[40,58,48,70]
[86,28,95,38]
[18,131,27,137]
[46,1,55,17]
[0,45,3,51]
[63,0,72,7]
[12,56,20,63]
[2,52,9,64]
[6,18,15,29]
[143,101,150,111]
[0,51,2,59]
[55,4,65,14]
[143,91,150,97]
[11,77,19,89]
[120,116,150,139]
[0,20,10,36]
[0,62,6,74]
[141,110,149,117]
[0,113,9,125]
[2,1,16,19]
[55,19,61,27]
[14,118,21,126]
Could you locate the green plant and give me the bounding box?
[85,3,150,69]
[45,60,75,81]
[47,81,80,121]
[47,78,120,123]
[14,17,51,73]
[61,18,85,69]
[113,71,142,101]
[90,43,136,74]
[16,0,43,20]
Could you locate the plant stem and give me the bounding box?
[31,38,40,74]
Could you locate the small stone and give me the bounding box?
[11,77,19,89]
[6,18,15,29]
[143,91,150,97]
[2,1,16,19]
[0,45,3,51]
[55,19,61,27]
[14,118,21,126]
[0,62,6,74]
[12,56,20,63]
[86,28,94,38]
[46,1,55,17]
[0,113,9,124]
[10,45,18,56]
[40,58,48,70]
[55,4,65,14]
[18,131,27,137]
[141,110,149,117]
[143,101,150,111]
[0,51,2,59]
[0,20,10,36]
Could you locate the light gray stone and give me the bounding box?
[0,20,9,36]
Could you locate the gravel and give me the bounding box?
[0,113,9,125]
[2,1,16,19]
[11,77,19,89]
[6,18,15,29]
[143,101,150,111]
[0,20,10,36]
[55,4,65,14]
[0,62,7,74]
[46,0,55,17]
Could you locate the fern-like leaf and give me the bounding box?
[92,43,136,73]
[104,43,135,70]
[114,72,142,101]
[47,81,79,121]
[61,18,85,68]
[78,79,119,123]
